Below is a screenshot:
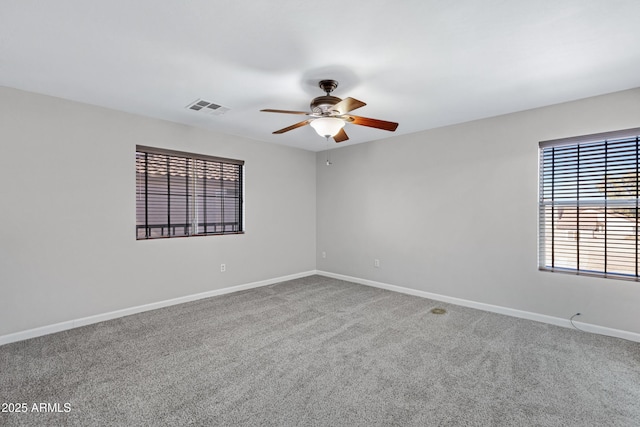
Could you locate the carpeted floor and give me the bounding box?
[1,275,639,426]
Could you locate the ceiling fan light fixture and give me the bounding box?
[310,117,345,138]
[261,79,398,143]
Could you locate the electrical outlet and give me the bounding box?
[374,259,380,268]
[322,251,326,259]
[220,264,226,272]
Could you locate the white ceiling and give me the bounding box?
[2,0,640,151]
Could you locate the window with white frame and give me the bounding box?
[136,146,244,240]
[539,128,640,280]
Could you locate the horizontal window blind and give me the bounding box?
[539,129,640,280]
[136,146,243,240]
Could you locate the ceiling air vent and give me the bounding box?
[186,99,230,116]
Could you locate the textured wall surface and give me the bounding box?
[0,87,317,336]
[316,88,640,335]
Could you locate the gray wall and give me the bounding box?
[316,88,640,335]
[0,87,317,336]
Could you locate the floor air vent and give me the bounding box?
[186,99,230,116]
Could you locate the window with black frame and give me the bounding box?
[539,128,640,280]
[135,146,244,239]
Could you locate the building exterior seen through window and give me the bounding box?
[539,129,640,280]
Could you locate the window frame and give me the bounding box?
[538,127,640,281]
[135,145,244,240]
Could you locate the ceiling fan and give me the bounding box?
[261,80,399,143]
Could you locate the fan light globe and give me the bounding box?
[310,117,345,138]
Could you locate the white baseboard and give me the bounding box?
[316,270,640,343]
[0,271,317,346]
[3,270,638,346]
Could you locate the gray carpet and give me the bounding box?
[1,275,639,426]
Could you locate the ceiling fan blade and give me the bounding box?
[333,128,349,143]
[261,109,310,115]
[348,115,398,132]
[273,119,312,134]
[331,97,366,114]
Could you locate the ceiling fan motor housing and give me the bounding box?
[310,96,342,115]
